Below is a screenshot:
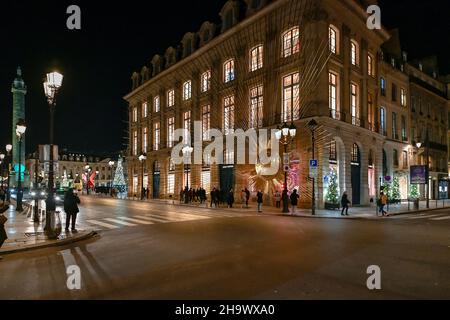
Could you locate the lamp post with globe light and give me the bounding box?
[6,144,12,202]
[15,119,27,212]
[182,144,193,204]
[138,154,147,200]
[109,161,115,196]
[308,119,318,216]
[43,71,63,238]
[275,122,297,213]
[0,153,5,191]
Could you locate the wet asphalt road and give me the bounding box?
[0,196,449,299]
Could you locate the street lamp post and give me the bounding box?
[109,161,115,196]
[275,122,297,213]
[16,119,27,212]
[416,132,430,209]
[308,119,318,216]
[85,165,91,195]
[0,154,5,190]
[43,71,63,237]
[138,154,147,200]
[5,144,12,202]
[182,144,193,204]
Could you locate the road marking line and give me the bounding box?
[118,217,154,225]
[407,214,444,220]
[430,216,450,221]
[135,214,179,222]
[86,220,120,229]
[149,212,210,221]
[103,218,137,226]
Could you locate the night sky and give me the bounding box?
[0,0,448,156]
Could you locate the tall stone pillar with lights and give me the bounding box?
[11,67,27,186]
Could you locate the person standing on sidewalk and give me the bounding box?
[274,190,281,208]
[245,188,250,208]
[240,189,246,208]
[256,190,264,213]
[290,189,299,214]
[64,189,81,233]
[227,189,235,208]
[341,191,351,216]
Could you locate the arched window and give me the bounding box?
[282,27,300,57]
[223,59,235,83]
[250,44,264,71]
[380,77,386,96]
[328,24,339,54]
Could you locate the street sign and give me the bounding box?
[309,160,318,178]
[283,153,290,165]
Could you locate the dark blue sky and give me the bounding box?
[0,0,448,156]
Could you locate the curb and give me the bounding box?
[0,231,98,256]
[273,206,450,220]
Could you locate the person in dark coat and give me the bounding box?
[227,189,235,208]
[341,191,351,216]
[290,189,299,214]
[245,188,250,208]
[256,190,264,213]
[64,189,81,232]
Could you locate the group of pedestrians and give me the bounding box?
[339,191,389,217]
[180,187,208,204]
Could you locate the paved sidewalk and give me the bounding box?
[0,203,96,255]
[109,195,450,219]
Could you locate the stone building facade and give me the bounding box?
[125,0,450,207]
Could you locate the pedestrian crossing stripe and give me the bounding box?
[140,214,180,223]
[149,212,211,221]
[103,218,137,226]
[430,216,450,221]
[118,217,154,225]
[86,220,120,229]
[406,214,445,220]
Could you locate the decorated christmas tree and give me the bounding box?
[325,169,339,204]
[410,184,420,199]
[113,157,127,193]
[391,176,401,201]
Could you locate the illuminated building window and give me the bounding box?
[153,122,160,151]
[167,117,175,148]
[282,72,300,122]
[282,27,300,57]
[223,95,235,135]
[202,105,211,141]
[350,40,359,66]
[167,89,175,107]
[329,25,339,54]
[250,45,263,72]
[154,95,160,113]
[201,70,211,92]
[183,80,192,100]
[249,84,263,129]
[142,102,148,118]
[224,59,235,83]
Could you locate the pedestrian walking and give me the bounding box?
[240,189,246,208]
[245,188,250,208]
[0,204,9,260]
[274,190,281,208]
[341,191,351,216]
[290,189,299,214]
[378,192,388,216]
[64,189,81,233]
[227,189,235,208]
[256,190,264,213]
